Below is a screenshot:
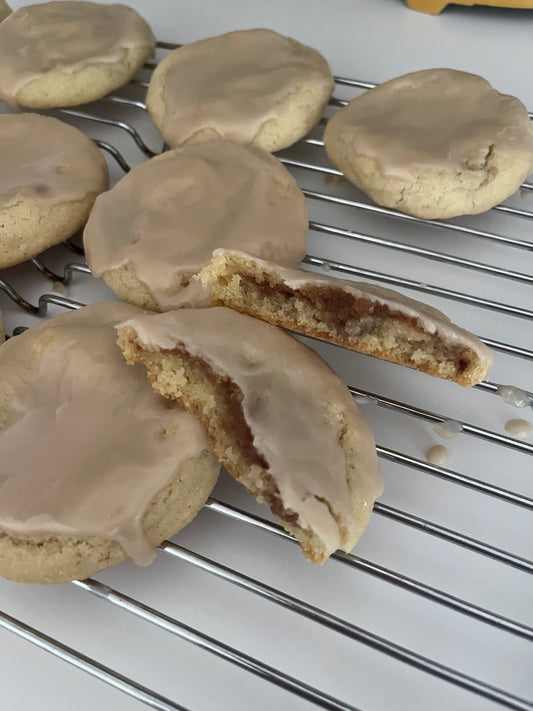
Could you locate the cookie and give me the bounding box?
[84,140,308,310]
[324,69,533,219]
[200,249,494,387]
[0,1,155,108]
[0,1,11,23]
[117,307,383,564]
[146,29,334,152]
[0,302,219,584]
[0,113,108,269]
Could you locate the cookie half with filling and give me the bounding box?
[117,307,383,564]
[199,249,493,386]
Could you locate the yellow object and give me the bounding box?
[407,0,533,13]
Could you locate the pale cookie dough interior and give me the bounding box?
[0,302,219,584]
[324,69,533,219]
[199,249,493,387]
[84,140,308,310]
[0,113,108,269]
[117,307,383,565]
[146,28,334,152]
[0,1,155,108]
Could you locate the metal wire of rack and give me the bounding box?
[0,42,532,711]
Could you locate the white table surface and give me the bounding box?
[1,2,532,711]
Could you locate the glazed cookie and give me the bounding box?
[117,307,383,564]
[0,113,108,269]
[146,29,334,152]
[324,69,533,219]
[84,140,308,310]
[0,302,219,584]
[0,1,10,23]
[200,249,494,387]
[0,1,155,108]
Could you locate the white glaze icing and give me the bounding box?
[431,420,463,440]
[426,444,449,466]
[497,385,531,409]
[504,419,533,440]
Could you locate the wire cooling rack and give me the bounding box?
[0,43,532,711]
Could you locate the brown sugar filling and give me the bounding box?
[161,345,266,469]
[160,345,300,527]
[236,272,470,374]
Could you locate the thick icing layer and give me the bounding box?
[0,113,108,205]
[324,69,533,179]
[152,28,334,146]
[0,1,155,106]
[0,302,213,565]
[121,307,383,556]
[202,249,494,368]
[84,140,308,309]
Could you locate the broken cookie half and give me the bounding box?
[117,307,383,564]
[199,249,493,387]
